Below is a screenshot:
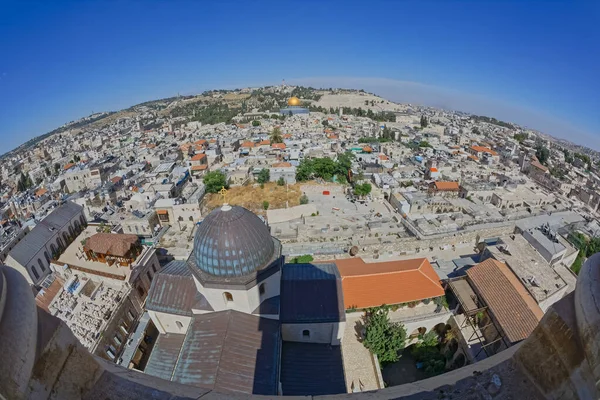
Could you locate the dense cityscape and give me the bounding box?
[1,83,599,398]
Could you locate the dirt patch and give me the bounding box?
[204,182,302,214]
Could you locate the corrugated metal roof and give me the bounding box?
[280,342,346,395]
[145,261,199,316]
[280,263,345,323]
[9,201,83,266]
[144,333,186,380]
[171,310,280,395]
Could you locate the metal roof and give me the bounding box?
[192,205,275,278]
[9,201,83,266]
[171,310,280,395]
[144,333,186,380]
[145,261,201,316]
[280,342,346,395]
[280,263,345,324]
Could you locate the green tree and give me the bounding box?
[354,183,372,197]
[322,120,329,127]
[270,126,283,144]
[257,168,270,184]
[535,146,550,165]
[277,177,285,186]
[262,200,270,210]
[252,120,261,127]
[295,159,314,181]
[419,140,431,148]
[203,171,228,194]
[73,154,81,162]
[45,167,52,176]
[362,306,407,364]
[54,163,60,173]
[420,115,428,128]
[299,194,309,204]
[289,254,314,263]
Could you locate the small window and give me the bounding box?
[152,264,157,273]
[224,292,233,303]
[127,310,135,321]
[176,321,183,330]
[146,271,152,282]
[189,216,194,221]
[32,265,40,280]
[259,283,265,296]
[302,330,310,338]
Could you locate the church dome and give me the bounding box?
[193,205,275,278]
[287,96,301,106]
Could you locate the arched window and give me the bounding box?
[38,258,46,272]
[31,265,40,280]
[189,216,194,221]
[176,321,183,331]
[259,283,265,296]
[224,292,233,303]
[44,251,50,264]
[50,243,57,255]
[302,330,310,338]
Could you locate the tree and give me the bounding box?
[203,171,228,194]
[262,200,270,210]
[270,126,283,144]
[257,168,270,184]
[252,120,261,127]
[535,146,550,165]
[299,194,309,204]
[362,305,407,364]
[289,254,314,263]
[420,115,428,128]
[73,154,81,162]
[45,167,52,177]
[322,120,329,127]
[411,331,445,377]
[54,163,60,173]
[277,177,285,186]
[354,183,372,197]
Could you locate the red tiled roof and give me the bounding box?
[433,181,459,191]
[241,141,255,148]
[194,139,208,146]
[467,259,544,343]
[530,160,548,172]
[110,176,122,184]
[430,167,438,172]
[259,140,271,146]
[63,163,75,171]
[363,146,373,153]
[470,145,498,156]
[272,162,292,168]
[335,257,444,309]
[191,165,208,171]
[190,153,206,161]
[271,143,286,149]
[35,188,48,197]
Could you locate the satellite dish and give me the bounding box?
[349,246,359,256]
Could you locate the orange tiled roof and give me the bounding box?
[282,134,292,139]
[470,145,498,156]
[363,146,373,153]
[335,257,444,309]
[110,176,122,184]
[190,153,206,161]
[271,143,286,149]
[467,259,543,343]
[468,155,479,161]
[433,181,460,191]
[259,140,271,146]
[379,154,389,161]
[63,163,75,171]
[241,141,255,148]
[430,167,438,172]
[273,162,292,168]
[191,165,208,171]
[35,188,48,197]
[194,139,208,146]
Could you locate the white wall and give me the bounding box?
[148,310,191,334]
[282,321,345,345]
[192,270,281,316]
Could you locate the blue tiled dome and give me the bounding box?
[193,205,275,277]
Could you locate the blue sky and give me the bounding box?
[0,0,598,152]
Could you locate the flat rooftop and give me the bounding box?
[486,235,567,304]
[56,225,149,281]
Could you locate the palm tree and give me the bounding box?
[270,127,283,144]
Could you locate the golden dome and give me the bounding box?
[287,96,301,106]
